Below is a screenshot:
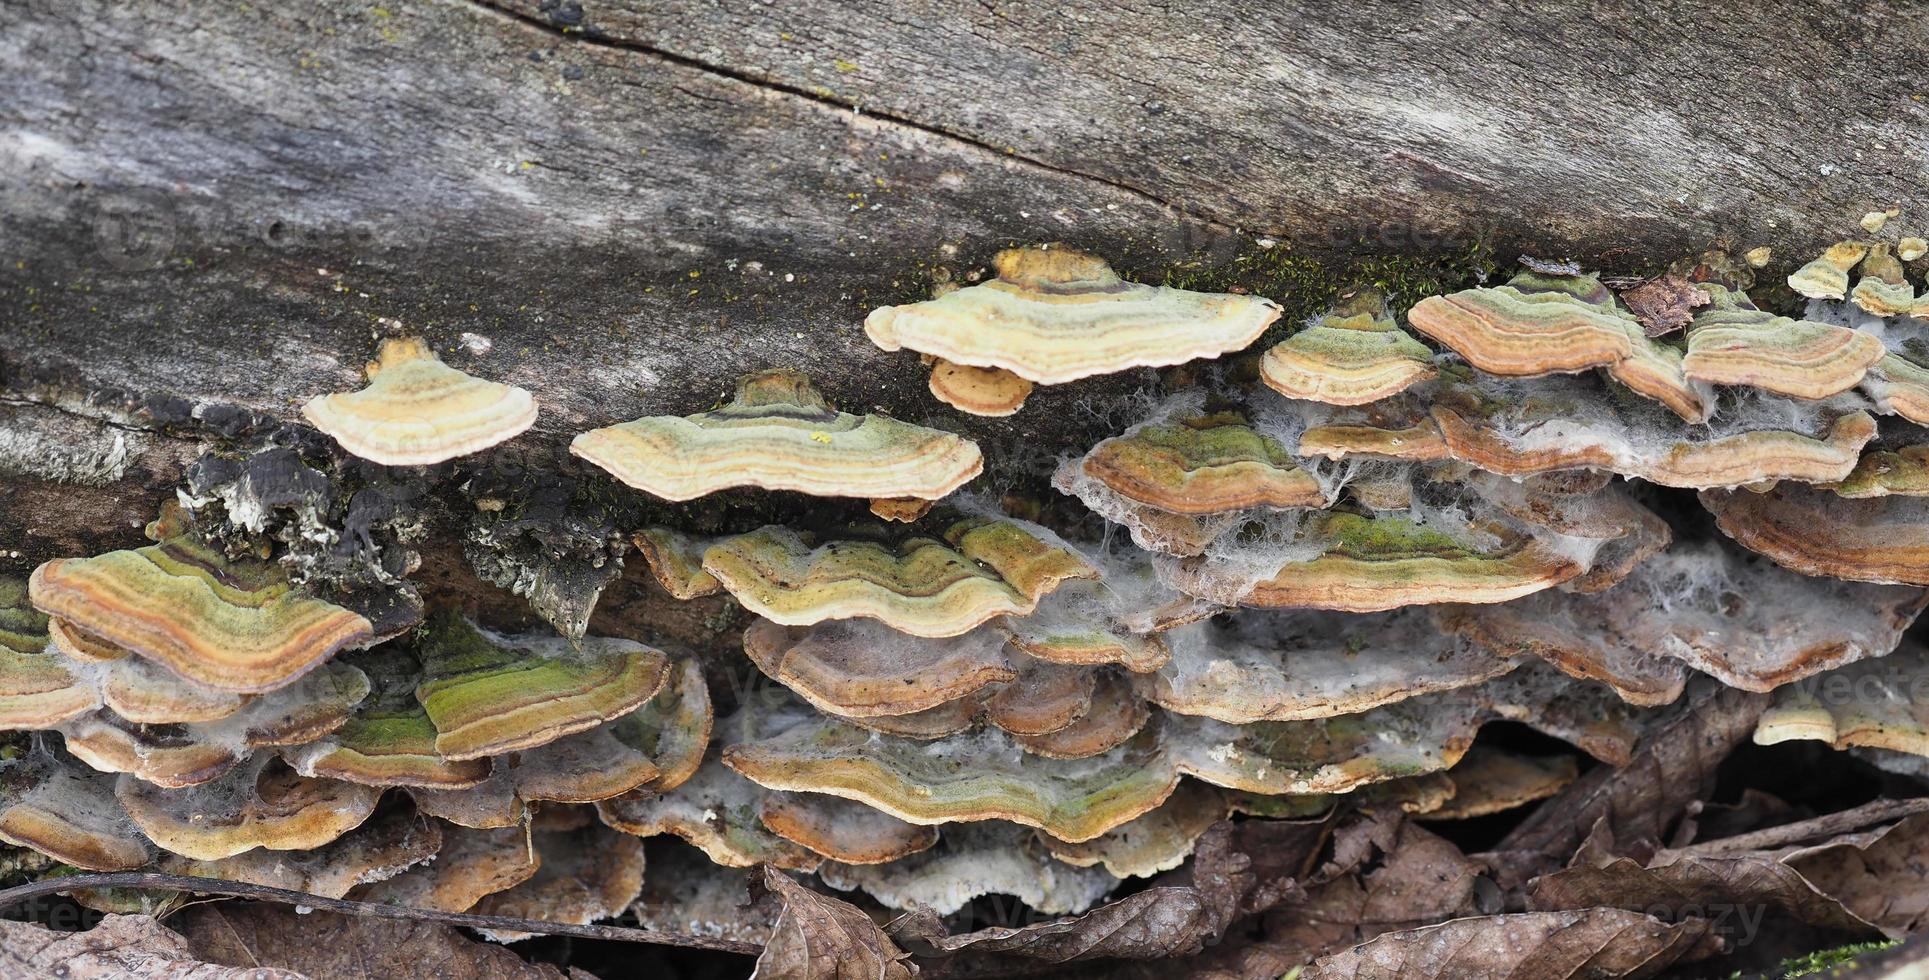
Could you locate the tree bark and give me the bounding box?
[3,0,1925,560]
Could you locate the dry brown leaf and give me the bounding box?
[1259,813,1490,958]
[1528,853,1877,941]
[1783,812,1929,935]
[751,866,915,980]
[1620,274,1711,336]
[1483,680,1767,889]
[1292,908,1720,979]
[890,817,1330,968]
[0,914,302,980]
[171,903,589,979]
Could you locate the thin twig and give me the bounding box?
[1659,796,1929,857]
[0,872,762,956]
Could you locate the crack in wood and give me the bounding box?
[459,0,1243,238]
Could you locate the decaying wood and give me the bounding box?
[5,1,1924,557]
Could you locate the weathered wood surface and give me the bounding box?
[2,0,1925,559]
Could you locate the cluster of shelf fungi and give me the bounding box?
[7,235,1929,967]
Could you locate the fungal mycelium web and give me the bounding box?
[8,237,1929,975]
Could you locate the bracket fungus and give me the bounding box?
[1439,542,1925,700]
[1143,608,1520,724]
[301,336,537,466]
[819,822,1118,916]
[0,741,153,871]
[1850,245,1929,318]
[925,359,1035,416]
[0,580,99,729]
[1787,241,1871,300]
[759,791,941,866]
[115,754,381,861]
[993,571,1193,674]
[354,823,541,914]
[27,503,384,694]
[700,519,1097,638]
[1407,271,1714,422]
[56,659,370,788]
[865,245,1280,397]
[596,751,824,872]
[1680,287,1884,399]
[1409,272,1637,377]
[1039,779,1229,878]
[742,618,1019,720]
[19,239,1929,964]
[1830,444,1929,498]
[1160,483,1618,612]
[1419,747,1579,821]
[1072,405,1328,516]
[409,677,710,823]
[722,664,1632,844]
[1703,483,1929,585]
[469,823,646,941]
[1261,288,1438,405]
[161,800,443,901]
[1426,369,1877,489]
[631,527,723,601]
[412,613,671,761]
[1753,643,1929,758]
[283,649,491,790]
[571,369,983,502]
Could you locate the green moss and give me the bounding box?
[1775,940,1900,977]
[1158,237,1496,349]
[1322,512,1477,561]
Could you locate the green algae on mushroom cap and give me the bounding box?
[1260,288,1438,405]
[1829,445,1929,498]
[1075,408,1328,515]
[866,245,1280,386]
[1162,506,1592,612]
[301,336,537,466]
[1682,287,1883,399]
[412,613,671,761]
[1787,241,1871,300]
[408,659,711,828]
[283,648,492,790]
[723,713,1179,843]
[27,502,382,695]
[571,368,984,501]
[700,519,1097,638]
[0,580,99,729]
